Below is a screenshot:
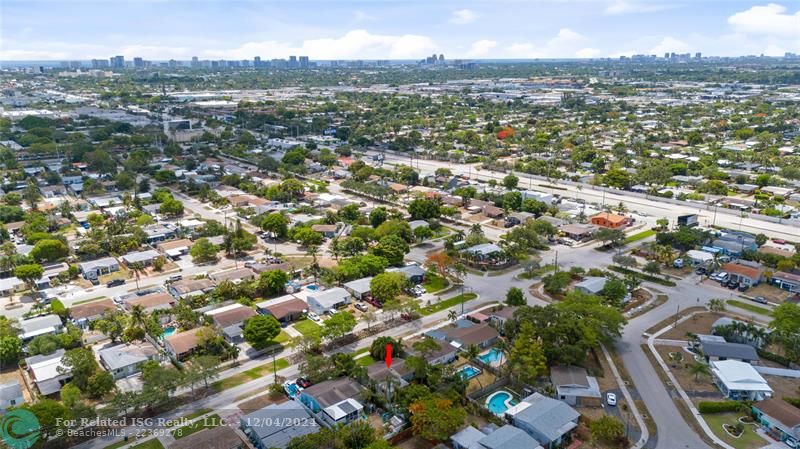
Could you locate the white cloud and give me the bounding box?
[467,40,497,57]
[605,0,673,15]
[576,47,602,58]
[728,3,800,38]
[204,30,438,60]
[649,37,691,55]
[353,10,376,22]
[506,28,589,58]
[449,9,478,25]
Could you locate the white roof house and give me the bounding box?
[19,314,64,340]
[686,250,714,264]
[0,276,24,293]
[25,349,70,395]
[306,287,351,315]
[121,249,160,265]
[711,360,773,401]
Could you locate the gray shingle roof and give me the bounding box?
[701,341,759,361]
[479,424,542,449]
[512,393,579,443]
[240,401,318,449]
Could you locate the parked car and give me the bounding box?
[326,309,338,316]
[167,274,182,283]
[307,312,321,323]
[726,280,739,290]
[106,279,125,287]
[752,296,768,304]
[606,393,617,406]
[296,378,312,388]
[354,302,368,312]
[711,272,728,282]
[90,278,100,286]
[695,266,707,275]
[413,285,425,296]
[737,284,749,292]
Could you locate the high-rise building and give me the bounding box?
[254,56,261,68]
[299,56,309,68]
[438,54,445,63]
[133,57,144,68]
[110,55,125,68]
[664,52,669,59]
[695,52,702,59]
[288,55,298,68]
[92,59,109,69]
[191,56,199,68]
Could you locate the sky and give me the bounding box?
[1,0,799,61]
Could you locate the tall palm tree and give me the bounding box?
[465,344,480,362]
[130,262,146,291]
[130,304,147,330]
[447,310,458,322]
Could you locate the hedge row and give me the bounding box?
[698,401,742,414]
[607,265,677,287]
[757,349,792,368]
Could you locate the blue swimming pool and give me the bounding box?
[306,285,319,291]
[161,327,176,338]
[478,348,503,364]
[458,365,481,380]
[486,391,518,415]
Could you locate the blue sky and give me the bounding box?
[1,1,799,60]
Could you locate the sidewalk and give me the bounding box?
[601,345,649,449]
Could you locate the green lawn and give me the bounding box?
[624,229,656,244]
[293,319,322,337]
[353,347,370,356]
[210,358,287,391]
[423,274,450,293]
[72,296,109,306]
[701,413,764,449]
[172,414,222,439]
[181,408,212,420]
[356,355,376,366]
[727,300,772,317]
[518,264,556,280]
[273,330,291,343]
[420,293,478,316]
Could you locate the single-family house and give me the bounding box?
[574,277,607,296]
[452,424,544,449]
[462,243,503,261]
[365,358,413,393]
[386,264,427,284]
[590,212,628,229]
[79,256,120,280]
[407,337,458,365]
[205,304,257,343]
[700,340,760,364]
[19,314,63,341]
[125,292,176,314]
[157,239,193,258]
[307,287,351,315]
[772,271,800,293]
[257,297,308,324]
[506,393,580,449]
[121,249,161,267]
[168,425,245,449]
[240,401,318,449]
[298,377,364,428]
[721,261,764,287]
[26,349,71,396]
[550,365,602,407]
[99,342,160,379]
[165,327,212,361]
[0,276,24,295]
[209,267,256,284]
[711,360,772,401]
[752,398,800,447]
[168,278,215,298]
[559,224,597,242]
[343,277,373,300]
[70,299,116,328]
[685,250,715,266]
[487,307,517,334]
[310,224,339,239]
[142,224,177,244]
[0,381,24,411]
[432,323,499,350]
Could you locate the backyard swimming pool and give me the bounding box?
[485,390,518,415]
[458,365,482,380]
[306,285,319,291]
[161,326,176,338]
[478,348,503,365]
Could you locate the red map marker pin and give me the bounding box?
[385,343,393,369]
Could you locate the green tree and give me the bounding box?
[22,399,72,440]
[257,270,289,297]
[243,315,281,350]
[369,207,387,228]
[86,371,115,398]
[590,415,626,445]
[59,348,98,392]
[261,212,289,239]
[14,263,44,290]
[509,322,547,384]
[689,361,711,382]
[30,239,69,262]
[503,174,519,190]
[408,396,466,442]
[600,278,628,307]
[408,198,441,220]
[542,271,571,295]
[413,226,434,242]
[770,303,800,363]
[159,197,184,216]
[322,312,357,341]
[371,235,409,266]
[189,237,219,263]
[370,272,408,303]
[505,287,526,306]
[755,233,768,247]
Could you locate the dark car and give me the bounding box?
[296,378,312,388]
[106,279,125,288]
[726,281,739,289]
[737,284,749,292]
[695,267,707,275]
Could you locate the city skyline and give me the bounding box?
[1,0,799,61]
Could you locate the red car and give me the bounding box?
[296,378,312,388]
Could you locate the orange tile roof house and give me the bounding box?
[164,327,213,361]
[590,212,628,229]
[69,299,116,328]
[125,293,177,313]
[722,262,765,286]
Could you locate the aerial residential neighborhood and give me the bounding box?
[1,2,800,449]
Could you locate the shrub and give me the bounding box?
[698,400,741,414]
[757,349,791,367]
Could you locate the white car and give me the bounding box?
[307,312,321,323]
[606,392,617,406]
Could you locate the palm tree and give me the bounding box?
[689,361,711,382]
[707,298,725,312]
[465,344,480,362]
[130,304,147,330]
[130,262,146,291]
[447,310,458,322]
[615,201,628,214]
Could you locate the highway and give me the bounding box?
[368,150,800,242]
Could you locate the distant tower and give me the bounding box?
[438,54,445,63]
[254,56,261,68]
[664,52,669,59]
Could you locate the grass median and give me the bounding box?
[726,300,772,317]
[420,293,477,316]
